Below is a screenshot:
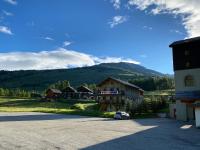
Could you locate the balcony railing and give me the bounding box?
[97,90,125,95]
[100,91,118,94]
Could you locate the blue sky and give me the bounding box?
[0,0,199,73]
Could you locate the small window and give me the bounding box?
[184,50,190,56]
[185,62,190,68]
[184,75,194,87]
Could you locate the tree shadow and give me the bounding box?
[0,99,70,109]
[82,118,200,150]
[0,113,90,122]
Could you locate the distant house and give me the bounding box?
[46,88,62,99]
[96,77,144,111]
[62,86,77,99]
[77,85,93,99]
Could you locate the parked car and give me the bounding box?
[114,111,130,120]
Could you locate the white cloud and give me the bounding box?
[0,26,13,35]
[63,41,72,47]
[143,25,153,30]
[2,10,13,16]
[0,48,140,70]
[170,29,184,35]
[108,15,128,28]
[127,0,200,38]
[4,0,17,5]
[44,37,54,41]
[110,0,121,9]
[93,56,140,64]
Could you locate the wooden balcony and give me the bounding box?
[97,90,124,96]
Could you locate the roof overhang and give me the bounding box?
[169,36,200,47]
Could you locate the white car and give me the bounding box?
[114,111,130,120]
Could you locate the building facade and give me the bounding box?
[62,86,77,99]
[77,86,93,99]
[46,88,62,100]
[96,77,144,111]
[170,36,200,127]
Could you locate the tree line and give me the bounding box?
[0,80,97,98]
[129,77,174,91]
[47,80,96,91]
[0,77,174,98]
[0,88,31,98]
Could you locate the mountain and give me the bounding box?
[0,62,167,91]
[98,63,164,76]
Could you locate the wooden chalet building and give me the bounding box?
[96,77,144,111]
[77,85,93,99]
[46,88,62,99]
[62,86,77,99]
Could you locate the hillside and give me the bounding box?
[0,62,166,91]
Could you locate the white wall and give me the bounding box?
[176,100,187,121]
[175,68,200,92]
[195,108,200,128]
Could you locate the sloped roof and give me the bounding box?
[77,86,93,93]
[98,77,144,92]
[48,88,62,94]
[169,36,200,47]
[62,86,77,93]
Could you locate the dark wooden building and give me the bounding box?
[62,86,77,99]
[46,88,62,99]
[77,86,93,99]
[96,77,144,111]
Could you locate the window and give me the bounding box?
[184,75,194,87]
[184,50,190,56]
[110,88,114,91]
[185,62,190,68]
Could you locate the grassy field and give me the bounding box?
[0,97,115,118]
[0,96,168,119]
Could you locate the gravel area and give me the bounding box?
[0,112,200,150]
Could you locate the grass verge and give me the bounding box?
[0,97,115,118]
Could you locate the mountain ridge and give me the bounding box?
[0,62,169,91]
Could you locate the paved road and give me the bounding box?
[0,112,200,150]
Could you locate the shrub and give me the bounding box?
[71,103,85,110]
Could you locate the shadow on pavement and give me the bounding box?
[0,113,90,122]
[82,118,200,150]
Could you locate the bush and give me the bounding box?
[71,103,85,110]
[125,95,168,117]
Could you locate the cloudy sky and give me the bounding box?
[0,0,199,73]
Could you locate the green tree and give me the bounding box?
[48,80,70,90]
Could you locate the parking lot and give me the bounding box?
[0,112,200,150]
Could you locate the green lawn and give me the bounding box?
[0,97,115,118]
[0,97,168,119]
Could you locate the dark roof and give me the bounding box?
[48,88,62,94]
[77,86,93,93]
[98,77,144,92]
[62,86,77,93]
[169,36,200,47]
